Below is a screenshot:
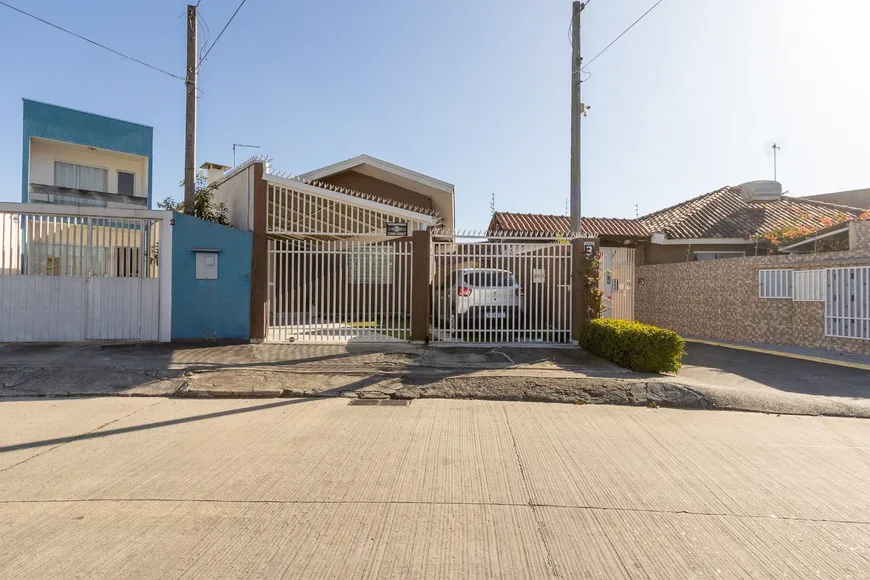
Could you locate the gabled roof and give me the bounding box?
[218,156,439,218]
[640,185,866,240]
[301,154,454,194]
[488,212,650,237]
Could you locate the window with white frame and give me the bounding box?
[758,269,793,299]
[793,270,825,302]
[54,161,108,193]
[117,171,135,196]
[694,251,745,261]
[348,246,393,284]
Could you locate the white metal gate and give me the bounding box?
[600,247,636,320]
[0,208,163,342]
[267,238,413,343]
[826,267,870,340]
[262,172,437,344]
[431,237,572,344]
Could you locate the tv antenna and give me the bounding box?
[771,142,781,181]
[233,143,260,167]
[490,193,496,216]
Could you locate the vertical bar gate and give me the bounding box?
[267,238,413,343]
[430,237,572,344]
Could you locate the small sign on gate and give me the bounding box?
[583,241,596,257]
[533,268,546,284]
[386,222,408,237]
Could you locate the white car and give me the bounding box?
[433,268,524,328]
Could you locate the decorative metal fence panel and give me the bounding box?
[826,267,870,340]
[793,270,825,302]
[600,247,635,320]
[758,269,793,299]
[431,238,572,344]
[267,238,413,343]
[0,209,161,342]
[265,176,435,236]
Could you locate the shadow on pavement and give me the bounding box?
[681,343,870,399]
[0,398,317,454]
[0,341,637,398]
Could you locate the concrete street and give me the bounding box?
[2,397,870,578]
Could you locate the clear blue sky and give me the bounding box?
[1,0,868,229]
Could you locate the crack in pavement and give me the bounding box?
[502,406,561,578]
[0,498,867,526]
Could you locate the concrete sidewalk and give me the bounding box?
[1,341,868,417]
[0,342,700,407]
[685,336,870,370]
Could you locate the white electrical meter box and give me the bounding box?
[194,251,219,280]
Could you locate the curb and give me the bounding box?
[175,373,712,410]
[685,338,870,372]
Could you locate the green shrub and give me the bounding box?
[579,319,685,374]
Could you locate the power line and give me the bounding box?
[581,0,665,71]
[0,1,185,81]
[198,0,248,69]
[197,12,210,54]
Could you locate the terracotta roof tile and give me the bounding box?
[488,212,650,237]
[640,186,865,239]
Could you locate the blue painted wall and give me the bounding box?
[22,99,154,207]
[171,213,253,340]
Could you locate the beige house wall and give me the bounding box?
[641,242,756,265]
[212,165,255,231]
[29,137,149,202]
[635,226,870,355]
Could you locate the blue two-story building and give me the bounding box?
[22,99,154,209]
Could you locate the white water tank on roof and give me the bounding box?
[741,180,782,202]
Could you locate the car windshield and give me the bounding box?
[463,271,516,287]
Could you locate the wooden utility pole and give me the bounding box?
[570,1,584,236]
[184,4,198,215]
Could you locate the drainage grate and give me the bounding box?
[348,399,411,406]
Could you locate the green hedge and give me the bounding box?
[579,319,685,374]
